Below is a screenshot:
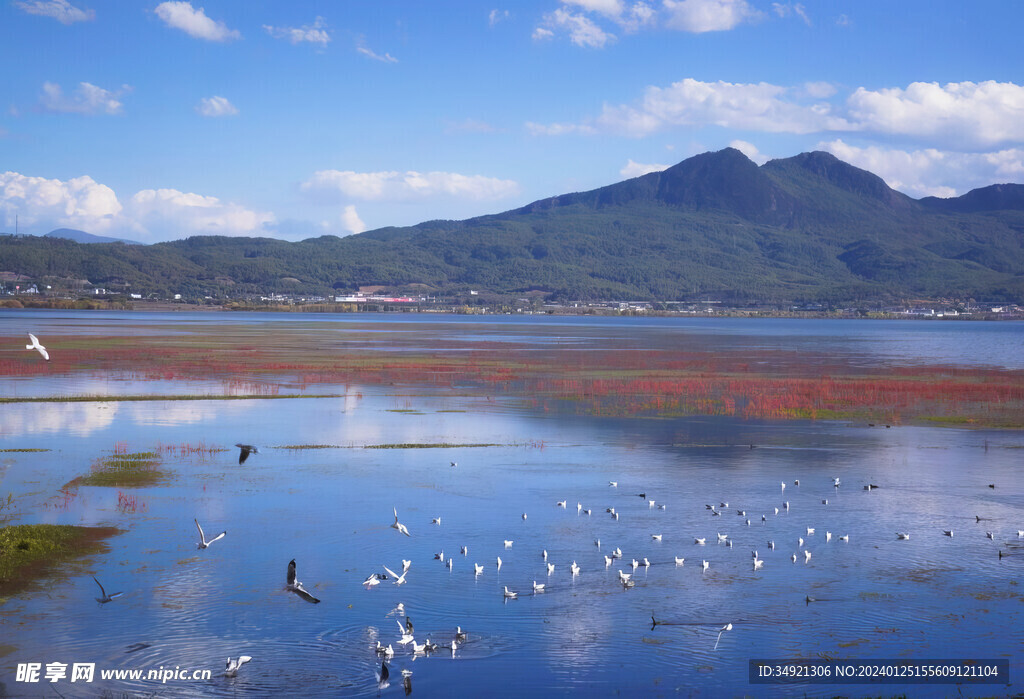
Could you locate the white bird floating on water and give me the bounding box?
[474,563,484,575]
[547,562,555,575]
[235,444,259,465]
[674,556,685,566]
[631,559,639,570]
[839,534,849,542]
[822,499,829,505]
[391,508,410,537]
[774,507,779,515]
[383,565,408,586]
[571,561,581,576]
[612,547,623,558]
[456,626,467,642]
[781,482,786,492]
[533,580,545,592]
[753,558,764,570]
[435,551,445,562]
[806,527,815,535]
[605,555,613,567]
[522,513,527,520]
[658,504,666,510]
[446,558,453,571]
[791,553,797,562]
[577,502,583,514]
[595,539,601,549]
[897,532,910,540]
[223,656,252,677]
[542,549,548,560]
[642,558,650,568]
[702,560,709,572]
[432,517,441,525]
[768,540,775,550]
[649,500,656,508]
[714,623,733,650]
[286,559,321,603]
[26,333,49,361]
[504,540,513,549]
[195,518,226,549]
[459,546,468,557]
[503,586,518,599]
[496,557,502,570]
[92,576,123,604]
[804,550,812,562]
[612,512,620,520]
[826,532,832,542]
[618,570,631,583]
[798,537,804,547]
[783,501,790,510]
[557,500,567,508]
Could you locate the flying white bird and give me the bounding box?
[403,559,412,572]
[714,623,733,650]
[542,549,548,560]
[791,553,797,562]
[460,547,467,557]
[807,527,815,535]
[609,481,618,487]
[652,534,662,541]
[695,537,706,545]
[286,559,321,603]
[897,532,910,540]
[195,518,226,549]
[717,533,728,542]
[26,333,49,361]
[839,534,849,542]
[383,565,408,586]
[556,500,567,508]
[522,513,527,520]
[396,620,414,645]
[391,508,410,537]
[432,517,441,525]
[504,540,513,548]
[943,530,953,537]
[474,563,484,575]
[804,550,812,562]
[496,556,502,570]
[363,573,385,587]
[986,532,994,540]
[92,576,123,604]
[223,656,252,677]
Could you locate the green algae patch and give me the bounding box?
[0,524,121,598]
[67,451,168,488]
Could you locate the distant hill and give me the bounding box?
[1,149,1023,303]
[45,229,142,245]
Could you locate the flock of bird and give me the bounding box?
[18,331,1023,688]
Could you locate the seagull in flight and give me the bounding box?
[474,563,484,575]
[652,534,662,541]
[571,561,581,576]
[403,559,412,572]
[376,661,390,689]
[609,481,618,487]
[26,333,49,361]
[396,620,414,645]
[504,540,513,548]
[714,623,733,650]
[839,534,849,542]
[804,550,812,562]
[897,532,910,540]
[363,572,386,587]
[286,559,321,603]
[235,444,259,464]
[391,508,410,537]
[92,576,123,604]
[223,656,252,677]
[694,537,706,545]
[432,517,441,525]
[943,530,953,537]
[383,565,408,586]
[496,556,502,570]
[556,500,567,508]
[195,518,226,549]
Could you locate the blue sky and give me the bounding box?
[1,1,1022,243]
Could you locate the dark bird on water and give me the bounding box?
[235,444,259,464]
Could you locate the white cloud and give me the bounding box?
[620,159,668,177]
[536,8,616,48]
[563,0,624,16]
[819,139,1024,199]
[0,171,122,233]
[154,1,240,42]
[771,2,809,25]
[803,81,837,99]
[195,95,238,117]
[525,121,597,136]
[0,170,274,241]
[40,81,127,115]
[14,0,94,24]
[592,78,850,137]
[662,0,759,33]
[302,170,520,201]
[846,81,1024,149]
[488,9,510,26]
[728,139,768,164]
[341,205,366,235]
[130,188,275,238]
[263,16,330,46]
[356,42,398,63]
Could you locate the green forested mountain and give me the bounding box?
[2,149,1023,303]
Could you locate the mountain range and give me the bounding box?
[2,148,1023,304]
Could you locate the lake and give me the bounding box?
[1,311,1022,697]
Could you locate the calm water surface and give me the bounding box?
[0,312,1022,697]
